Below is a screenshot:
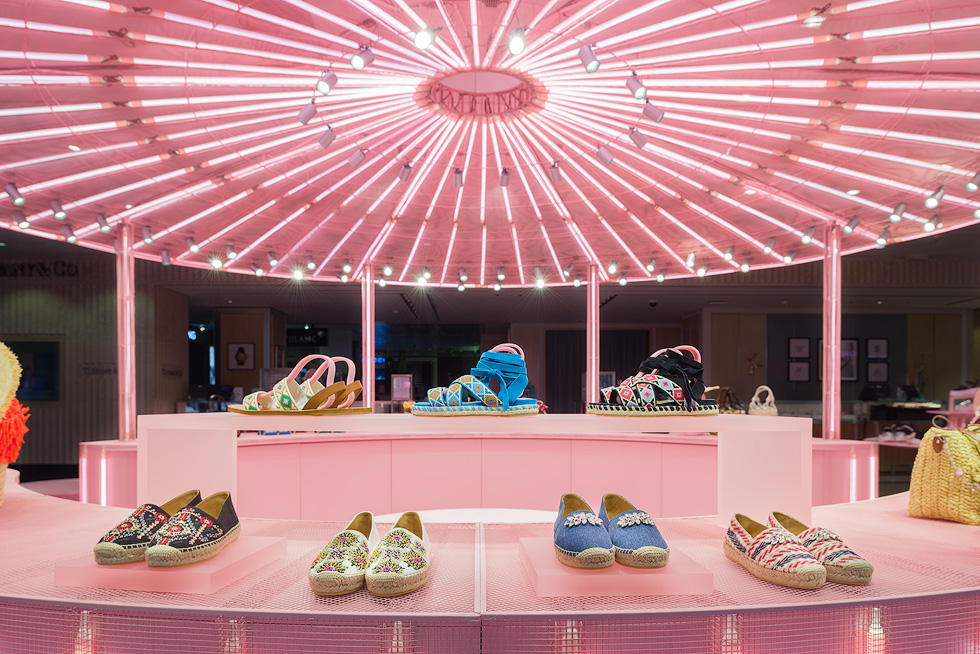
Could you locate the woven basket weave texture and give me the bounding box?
[909,425,980,525]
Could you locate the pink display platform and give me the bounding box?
[3,472,978,653]
[54,536,286,594]
[80,414,876,521]
[518,537,713,597]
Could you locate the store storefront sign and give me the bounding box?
[0,260,80,277]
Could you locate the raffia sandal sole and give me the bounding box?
[825,563,873,585]
[365,569,429,597]
[145,524,241,568]
[587,402,719,416]
[93,542,147,566]
[554,546,615,569]
[309,571,365,596]
[723,540,825,589]
[227,406,371,416]
[615,546,670,569]
[411,405,539,416]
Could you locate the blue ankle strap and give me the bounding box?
[471,351,528,409]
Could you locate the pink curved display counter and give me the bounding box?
[0,474,973,654]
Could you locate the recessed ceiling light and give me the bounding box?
[68,144,81,152]
[846,189,861,196]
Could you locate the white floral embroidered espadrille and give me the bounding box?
[309,512,380,596]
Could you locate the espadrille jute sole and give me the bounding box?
[93,542,147,566]
[365,569,429,597]
[227,406,371,416]
[411,405,539,416]
[145,523,241,568]
[723,540,825,589]
[615,546,670,569]
[586,402,719,416]
[825,563,873,585]
[309,571,365,596]
[554,546,615,569]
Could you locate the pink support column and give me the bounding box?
[822,225,842,440]
[116,224,137,441]
[361,268,375,410]
[586,264,600,404]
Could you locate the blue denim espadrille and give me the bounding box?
[553,493,614,569]
[598,493,670,568]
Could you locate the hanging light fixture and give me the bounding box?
[573,275,582,287]
[4,183,25,206]
[596,146,614,166]
[493,282,501,291]
[645,258,656,273]
[549,162,562,183]
[499,168,510,187]
[458,267,468,282]
[563,263,575,277]
[378,277,387,287]
[685,252,695,268]
[656,270,666,282]
[763,237,775,254]
[414,26,441,50]
[267,252,279,267]
[223,244,236,260]
[457,280,466,291]
[497,266,506,281]
[628,127,647,149]
[297,102,317,125]
[306,256,316,270]
[696,265,707,277]
[349,149,367,167]
[876,227,890,246]
[422,267,431,280]
[508,28,526,55]
[342,259,353,274]
[399,163,413,182]
[453,168,464,188]
[607,260,618,274]
[351,46,375,70]
[141,226,153,244]
[13,211,28,229]
[318,127,336,149]
[95,213,111,233]
[843,216,860,234]
[383,263,393,276]
[618,273,627,286]
[889,202,905,223]
[50,200,67,219]
[251,264,264,277]
[534,266,545,288]
[801,226,815,244]
[924,215,942,232]
[740,258,752,273]
[61,224,77,243]
[185,237,199,253]
[212,257,224,270]
[642,101,665,123]
[625,72,647,100]
[924,185,945,209]
[967,172,980,193]
[723,247,734,262]
[292,268,303,279]
[161,249,171,266]
[782,250,797,264]
[578,44,600,73]
[341,272,350,283]
[316,70,338,95]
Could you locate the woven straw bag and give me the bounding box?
[748,385,778,416]
[718,387,746,415]
[908,413,980,525]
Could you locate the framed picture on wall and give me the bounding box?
[817,339,860,381]
[867,338,888,359]
[227,342,255,370]
[788,337,810,359]
[788,361,810,382]
[868,361,889,383]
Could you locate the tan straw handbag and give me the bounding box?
[748,385,778,416]
[908,399,980,525]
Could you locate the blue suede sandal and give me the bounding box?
[553,493,615,569]
[411,343,539,416]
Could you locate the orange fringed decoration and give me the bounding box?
[0,398,29,464]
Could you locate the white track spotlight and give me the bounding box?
[453,168,464,188]
[967,172,980,193]
[4,183,25,206]
[740,258,752,273]
[626,72,647,100]
[642,101,665,123]
[549,162,562,183]
[318,127,336,149]
[645,258,656,273]
[889,202,905,223]
[607,260,618,274]
[534,266,545,288]
[458,267,468,282]
[61,224,77,244]
[161,249,171,266]
[975,208,980,219]
[508,28,526,56]
[185,237,200,253]
[96,213,111,233]
[297,101,317,125]
[801,225,815,244]
[306,256,316,271]
[924,214,941,232]
[493,282,501,292]
[349,148,367,167]
[497,266,506,281]
[618,273,627,286]
[578,44,600,73]
[656,270,666,282]
[782,249,797,264]
[292,268,303,279]
[499,167,510,187]
[13,210,29,229]
[763,237,775,254]
[351,46,375,70]
[422,267,431,280]
[563,263,575,277]
[226,244,237,260]
[267,252,279,267]
[398,163,413,183]
[573,275,582,287]
[417,273,427,286]
[341,272,350,283]
[924,185,945,209]
[457,280,466,292]
[50,200,67,219]
[843,216,860,234]
[696,265,707,278]
[251,264,264,277]
[141,226,153,244]
[723,247,734,262]
[685,252,695,268]
[212,257,225,270]
[342,259,352,274]
[596,146,614,166]
[414,26,441,50]
[378,277,387,287]
[383,263,393,276]
[876,227,890,246]
[628,127,647,149]
[802,8,826,27]
[316,70,338,95]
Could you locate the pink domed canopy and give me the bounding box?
[2,0,979,287]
